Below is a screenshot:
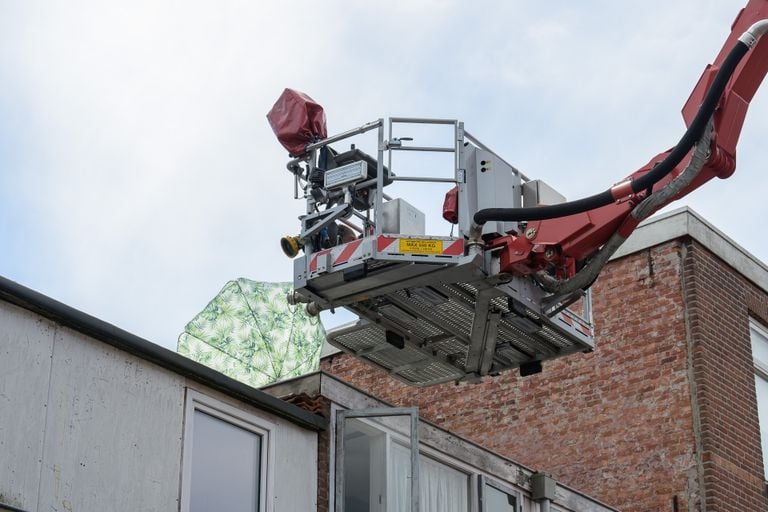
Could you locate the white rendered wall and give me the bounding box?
[0,300,317,512]
[0,304,55,509]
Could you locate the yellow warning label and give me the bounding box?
[398,239,442,254]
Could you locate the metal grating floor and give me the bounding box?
[330,322,465,386]
[326,279,594,387]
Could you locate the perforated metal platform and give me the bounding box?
[322,272,594,386]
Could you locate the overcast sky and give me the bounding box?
[2,0,766,351]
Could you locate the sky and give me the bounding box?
[1,0,767,351]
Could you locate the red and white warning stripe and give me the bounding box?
[559,311,593,337]
[309,239,367,274]
[309,249,331,273]
[333,239,364,266]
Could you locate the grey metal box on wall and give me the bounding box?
[381,198,425,236]
[459,146,522,237]
[522,179,566,207]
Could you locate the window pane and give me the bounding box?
[749,325,768,368]
[484,483,516,512]
[751,323,768,368]
[421,456,469,512]
[343,418,387,512]
[338,411,417,512]
[389,442,412,512]
[756,374,768,480]
[190,410,261,512]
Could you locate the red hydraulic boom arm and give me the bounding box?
[479,1,768,299]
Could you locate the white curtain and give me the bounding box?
[419,455,468,512]
[389,443,469,512]
[389,442,412,512]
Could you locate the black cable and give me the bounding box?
[474,190,613,224]
[474,40,750,225]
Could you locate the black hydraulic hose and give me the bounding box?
[475,190,614,224]
[473,40,750,225]
[631,41,748,192]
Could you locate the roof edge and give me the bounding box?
[0,276,327,432]
[611,206,768,293]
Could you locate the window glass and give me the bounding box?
[389,445,470,512]
[420,455,469,512]
[752,320,768,480]
[484,483,517,512]
[343,418,387,512]
[190,410,261,512]
[389,442,412,512]
[339,410,468,512]
[752,323,768,369]
[756,374,768,480]
[338,409,418,512]
[480,479,519,512]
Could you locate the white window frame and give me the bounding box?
[752,319,768,378]
[180,389,276,512]
[751,319,768,481]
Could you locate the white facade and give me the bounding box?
[0,299,319,512]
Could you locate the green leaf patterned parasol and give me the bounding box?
[178,279,325,387]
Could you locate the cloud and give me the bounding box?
[1,0,765,348]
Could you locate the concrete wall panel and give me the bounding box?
[270,414,317,511]
[37,327,185,512]
[0,302,56,510]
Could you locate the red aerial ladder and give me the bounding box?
[269,1,768,387]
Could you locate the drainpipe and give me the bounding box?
[531,472,556,512]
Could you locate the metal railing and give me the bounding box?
[286,116,528,239]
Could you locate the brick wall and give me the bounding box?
[322,241,706,511]
[682,240,768,510]
[317,402,331,512]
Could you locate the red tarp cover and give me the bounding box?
[267,88,327,156]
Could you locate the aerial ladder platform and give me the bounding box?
[268,1,768,387]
